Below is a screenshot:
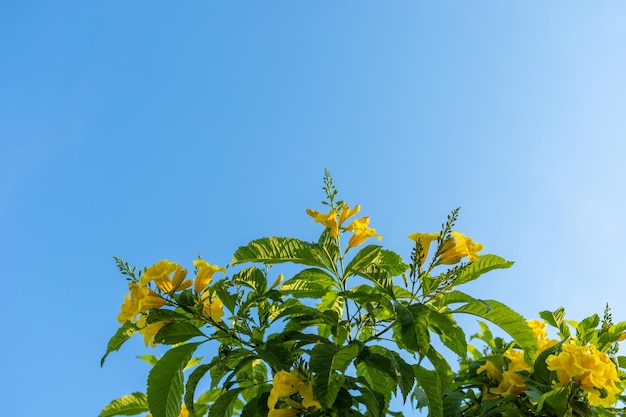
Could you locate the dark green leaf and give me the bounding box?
[185,364,213,417]
[101,321,139,366]
[98,392,149,417]
[146,309,189,324]
[230,237,323,267]
[393,302,430,355]
[154,322,206,345]
[207,388,244,417]
[310,343,360,407]
[147,342,201,417]
[240,389,270,417]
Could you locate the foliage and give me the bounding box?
[100,172,626,417]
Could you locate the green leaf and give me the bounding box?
[231,266,266,293]
[185,364,213,417]
[240,389,271,417]
[213,279,237,314]
[373,249,409,276]
[99,392,149,417]
[146,309,189,324]
[154,322,206,345]
[393,302,430,355]
[617,356,626,369]
[413,366,443,417]
[147,342,201,417]
[354,377,385,417]
[427,310,467,358]
[137,355,159,366]
[207,388,244,417]
[539,307,570,339]
[280,268,338,298]
[345,245,382,276]
[453,299,537,359]
[355,359,395,411]
[454,255,514,286]
[230,237,323,267]
[101,321,139,366]
[385,350,415,402]
[310,343,360,407]
[424,348,453,392]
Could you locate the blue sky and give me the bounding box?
[2,2,626,416]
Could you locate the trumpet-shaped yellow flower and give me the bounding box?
[436,231,484,265]
[345,216,382,250]
[407,232,440,262]
[117,283,166,324]
[268,371,303,411]
[528,319,558,353]
[477,349,530,398]
[299,383,321,410]
[546,341,622,407]
[477,360,502,381]
[193,259,226,293]
[201,293,224,322]
[306,208,339,238]
[137,317,169,348]
[338,203,361,226]
[139,259,178,285]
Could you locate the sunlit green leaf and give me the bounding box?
[454,255,514,286]
[230,237,323,267]
[345,245,382,276]
[231,266,267,293]
[413,366,443,417]
[98,392,149,417]
[453,299,537,358]
[280,268,338,298]
[427,310,467,358]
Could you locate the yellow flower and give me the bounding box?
[139,260,178,285]
[436,231,483,265]
[345,216,382,250]
[268,371,304,412]
[477,360,502,381]
[306,208,339,238]
[338,203,361,226]
[193,259,226,293]
[201,293,224,322]
[269,274,284,290]
[407,232,440,262]
[117,283,166,324]
[138,319,168,348]
[546,341,622,407]
[299,383,321,410]
[528,319,558,353]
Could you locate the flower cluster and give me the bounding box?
[477,320,558,397]
[267,371,321,417]
[546,341,622,406]
[306,203,381,250]
[116,258,226,347]
[408,231,484,265]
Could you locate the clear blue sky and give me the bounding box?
[2,2,626,416]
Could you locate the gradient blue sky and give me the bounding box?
[2,2,626,416]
